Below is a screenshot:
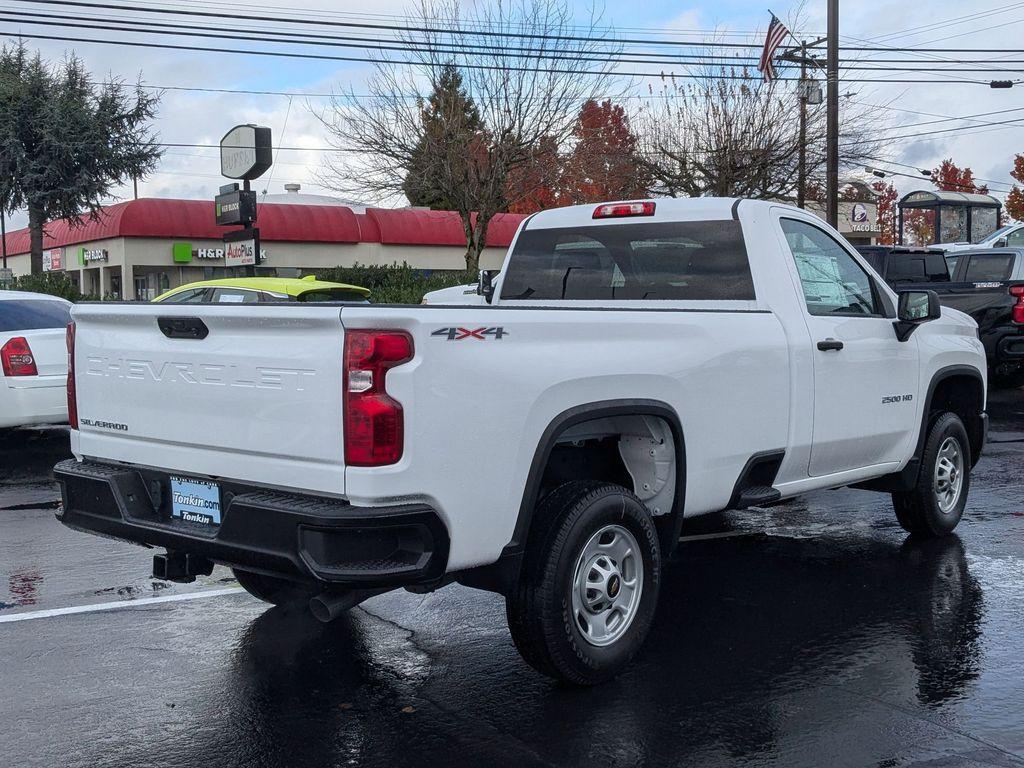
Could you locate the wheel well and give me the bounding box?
[929,374,985,464]
[538,415,675,514]
[530,411,684,557]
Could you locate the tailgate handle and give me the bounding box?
[158,316,209,340]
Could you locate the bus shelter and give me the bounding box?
[898,190,1001,246]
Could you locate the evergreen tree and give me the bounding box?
[0,42,161,274]
[402,64,483,211]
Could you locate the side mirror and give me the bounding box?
[994,238,1008,248]
[477,269,499,303]
[894,290,941,341]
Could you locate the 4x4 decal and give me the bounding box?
[431,327,508,341]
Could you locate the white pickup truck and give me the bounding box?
[56,198,988,685]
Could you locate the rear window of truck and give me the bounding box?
[886,254,949,284]
[499,220,755,301]
[0,299,72,331]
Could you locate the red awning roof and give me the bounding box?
[1,198,526,255]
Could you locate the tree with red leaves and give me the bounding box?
[872,181,898,245]
[506,99,649,214]
[932,159,988,194]
[561,99,649,206]
[1005,155,1024,221]
[506,136,561,215]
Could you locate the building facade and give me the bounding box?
[2,190,525,299]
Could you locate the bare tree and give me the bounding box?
[316,0,620,271]
[634,61,885,202]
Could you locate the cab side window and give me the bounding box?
[964,253,1014,282]
[165,288,208,303]
[780,218,879,316]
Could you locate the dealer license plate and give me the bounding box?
[169,475,222,526]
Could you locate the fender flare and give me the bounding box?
[509,399,687,555]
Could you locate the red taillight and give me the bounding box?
[1011,285,1024,324]
[592,201,656,219]
[343,330,413,466]
[1,337,37,377]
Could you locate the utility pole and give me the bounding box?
[797,40,808,209]
[826,0,840,228]
[1,208,6,270]
[779,38,825,210]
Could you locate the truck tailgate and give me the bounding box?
[71,303,347,495]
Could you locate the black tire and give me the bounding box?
[892,412,971,537]
[232,568,317,606]
[506,481,661,685]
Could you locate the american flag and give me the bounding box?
[757,13,791,81]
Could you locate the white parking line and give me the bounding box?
[0,587,244,624]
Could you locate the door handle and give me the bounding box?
[817,338,844,351]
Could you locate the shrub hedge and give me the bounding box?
[315,263,476,304]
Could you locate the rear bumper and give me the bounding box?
[0,382,67,428]
[54,459,450,588]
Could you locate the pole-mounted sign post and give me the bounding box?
[216,124,272,276]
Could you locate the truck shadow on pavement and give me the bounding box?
[163,531,986,768]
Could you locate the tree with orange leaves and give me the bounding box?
[932,159,988,194]
[1005,155,1024,221]
[872,181,898,245]
[561,99,649,206]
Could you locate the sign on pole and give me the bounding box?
[224,228,260,268]
[219,125,273,181]
[215,187,258,226]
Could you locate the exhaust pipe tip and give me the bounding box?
[309,594,340,623]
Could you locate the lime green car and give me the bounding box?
[154,276,371,304]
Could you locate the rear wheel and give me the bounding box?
[232,568,317,606]
[892,412,971,537]
[506,481,661,685]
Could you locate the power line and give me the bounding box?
[16,0,1024,54]
[0,9,770,65]
[11,0,769,49]
[7,12,1023,74]
[0,29,1004,84]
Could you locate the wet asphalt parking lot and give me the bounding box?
[2,396,1024,768]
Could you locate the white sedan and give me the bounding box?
[0,290,72,428]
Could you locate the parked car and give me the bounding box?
[925,247,1024,386]
[854,245,951,288]
[56,198,987,685]
[154,276,370,303]
[0,290,71,429]
[943,223,1024,254]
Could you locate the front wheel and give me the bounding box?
[892,412,971,537]
[506,482,661,685]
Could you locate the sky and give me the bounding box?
[1,0,1022,231]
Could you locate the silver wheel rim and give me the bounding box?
[934,436,964,514]
[570,524,643,647]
